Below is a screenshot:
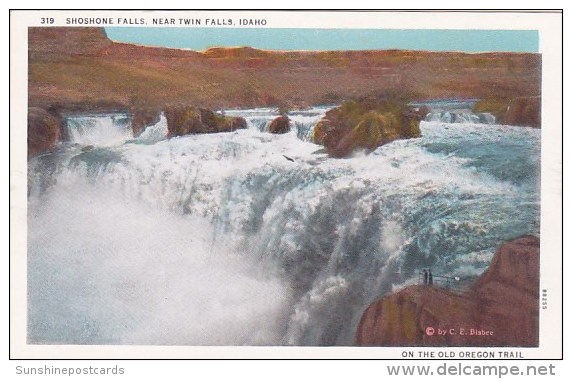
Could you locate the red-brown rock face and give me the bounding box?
[503,97,541,128]
[164,106,247,137]
[355,236,539,347]
[267,116,291,134]
[28,27,541,110]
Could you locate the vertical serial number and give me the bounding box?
[541,288,548,310]
[40,18,55,24]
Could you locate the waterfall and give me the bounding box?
[411,99,496,124]
[221,106,330,139]
[425,111,496,124]
[27,105,540,346]
[65,113,133,146]
[136,112,169,144]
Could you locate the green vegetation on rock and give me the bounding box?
[313,97,425,158]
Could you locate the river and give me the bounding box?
[27,104,540,346]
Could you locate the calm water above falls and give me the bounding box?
[28,106,540,346]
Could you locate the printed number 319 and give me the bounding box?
[40,18,54,24]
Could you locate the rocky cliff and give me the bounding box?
[28,27,541,110]
[355,236,539,347]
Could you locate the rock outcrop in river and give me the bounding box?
[164,106,247,137]
[355,235,539,347]
[313,99,427,157]
[268,115,291,134]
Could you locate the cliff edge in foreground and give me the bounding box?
[355,235,539,347]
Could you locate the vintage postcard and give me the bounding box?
[10,10,562,359]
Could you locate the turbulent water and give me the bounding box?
[66,113,133,146]
[27,104,540,346]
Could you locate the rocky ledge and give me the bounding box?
[355,235,539,347]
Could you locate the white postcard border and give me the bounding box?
[10,9,563,359]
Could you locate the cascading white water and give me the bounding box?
[425,111,496,124]
[221,105,331,139]
[412,99,496,124]
[66,113,133,146]
[136,112,168,144]
[28,104,540,346]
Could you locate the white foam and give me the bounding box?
[136,112,168,143]
[66,114,133,146]
[28,187,291,345]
